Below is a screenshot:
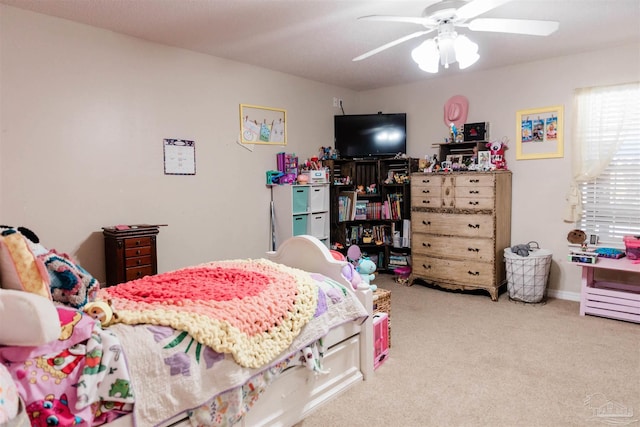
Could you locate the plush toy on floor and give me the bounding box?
[356,258,377,292]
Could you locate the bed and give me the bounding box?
[0,230,373,427]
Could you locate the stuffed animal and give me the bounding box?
[356,258,377,291]
[330,249,362,290]
[341,263,362,290]
[486,139,508,170]
[83,300,118,327]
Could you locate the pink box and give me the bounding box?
[623,235,640,260]
[373,313,389,370]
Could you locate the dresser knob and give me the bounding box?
[469,201,479,205]
[422,264,431,270]
[468,271,480,276]
[468,247,479,252]
[422,179,430,183]
[470,179,479,183]
[422,200,430,204]
[135,240,141,245]
[422,190,430,194]
[422,220,431,226]
[470,190,479,194]
[137,260,141,265]
[422,242,431,248]
[468,224,480,229]
[136,250,141,255]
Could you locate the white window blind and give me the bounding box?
[575,82,640,245]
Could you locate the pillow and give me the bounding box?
[0,363,21,423]
[0,229,51,299]
[0,288,61,346]
[39,249,99,309]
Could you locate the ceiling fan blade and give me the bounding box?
[352,30,434,61]
[357,15,430,26]
[468,18,559,36]
[456,0,513,20]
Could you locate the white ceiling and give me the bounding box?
[2,0,639,91]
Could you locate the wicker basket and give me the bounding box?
[373,288,391,346]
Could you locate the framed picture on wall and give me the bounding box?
[516,105,564,160]
[239,104,287,145]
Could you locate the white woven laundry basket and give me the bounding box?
[504,244,552,303]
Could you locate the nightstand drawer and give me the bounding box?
[125,246,152,258]
[126,265,154,281]
[125,236,152,248]
[125,255,153,268]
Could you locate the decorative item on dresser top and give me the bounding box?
[102,225,165,287]
[410,171,512,300]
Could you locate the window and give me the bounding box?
[572,82,640,245]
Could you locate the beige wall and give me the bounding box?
[0,6,356,279]
[2,5,638,298]
[357,43,640,298]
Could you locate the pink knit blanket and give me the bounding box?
[98,258,317,368]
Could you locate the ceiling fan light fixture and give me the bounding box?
[411,39,440,73]
[454,34,480,69]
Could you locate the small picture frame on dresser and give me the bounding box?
[478,151,491,167]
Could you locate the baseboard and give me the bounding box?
[548,289,581,301]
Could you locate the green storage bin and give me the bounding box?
[292,186,309,214]
[292,214,308,236]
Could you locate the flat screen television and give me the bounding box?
[334,113,407,159]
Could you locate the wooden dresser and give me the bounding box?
[410,171,512,300]
[102,226,160,287]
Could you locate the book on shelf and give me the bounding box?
[386,193,403,220]
[354,200,368,220]
[338,191,357,222]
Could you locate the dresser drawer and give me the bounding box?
[412,175,442,189]
[412,233,494,261]
[125,236,153,248]
[454,197,495,210]
[412,211,494,238]
[454,174,495,187]
[413,254,495,286]
[454,185,495,199]
[125,245,152,258]
[126,265,154,281]
[125,255,153,268]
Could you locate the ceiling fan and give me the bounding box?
[353,0,559,73]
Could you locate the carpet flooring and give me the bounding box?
[296,275,640,427]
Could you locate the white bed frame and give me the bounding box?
[110,235,373,427]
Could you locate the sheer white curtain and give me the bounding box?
[564,82,640,222]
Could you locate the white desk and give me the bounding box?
[576,257,640,323]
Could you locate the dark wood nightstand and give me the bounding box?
[102,225,160,287]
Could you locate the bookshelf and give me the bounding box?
[324,157,418,272]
